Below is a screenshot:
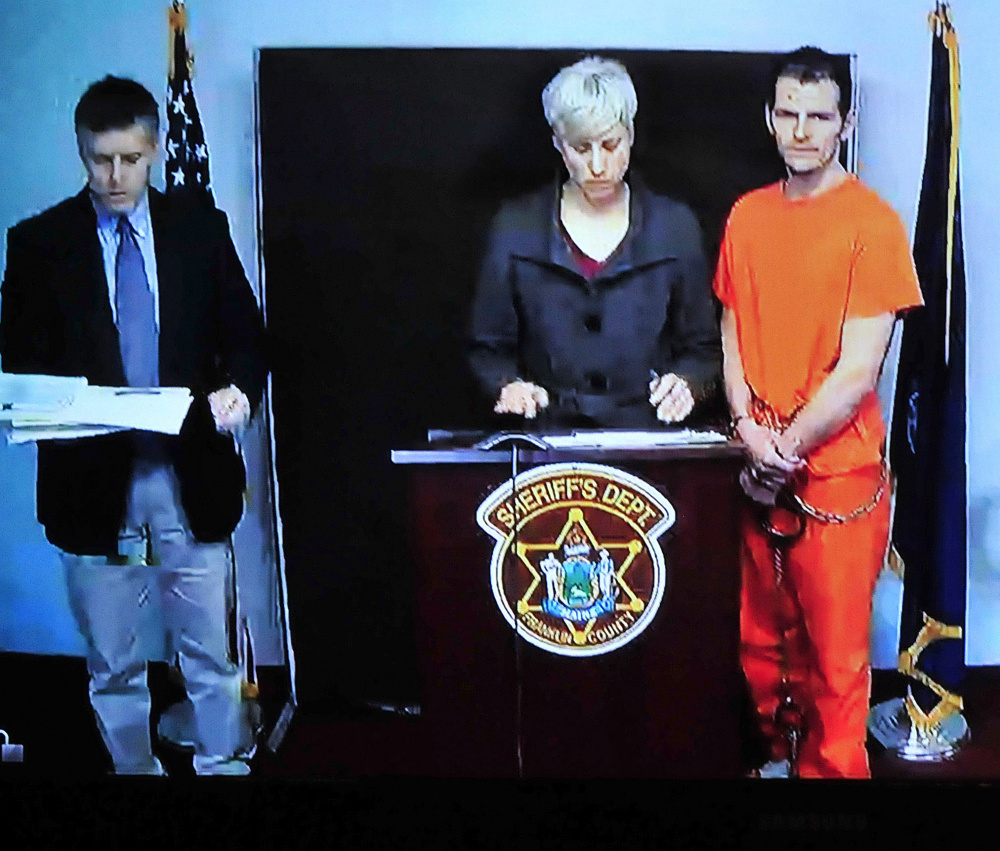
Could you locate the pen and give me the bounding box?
[114,388,162,395]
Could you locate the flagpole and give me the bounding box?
[157,0,283,763]
[867,1,969,764]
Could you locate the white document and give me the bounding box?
[6,385,193,444]
[0,372,88,414]
[541,429,729,449]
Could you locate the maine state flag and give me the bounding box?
[889,2,967,743]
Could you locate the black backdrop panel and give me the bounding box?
[257,48,850,706]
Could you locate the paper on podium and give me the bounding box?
[540,429,728,449]
[6,385,193,444]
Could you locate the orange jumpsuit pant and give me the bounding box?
[740,464,890,779]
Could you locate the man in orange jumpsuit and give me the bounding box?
[714,47,923,778]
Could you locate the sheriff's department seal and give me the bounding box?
[476,462,675,656]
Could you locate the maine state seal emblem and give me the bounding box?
[476,462,675,656]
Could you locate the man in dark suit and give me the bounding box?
[0,77,266,775]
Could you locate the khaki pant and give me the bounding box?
[64,460,242,774]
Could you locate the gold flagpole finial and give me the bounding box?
[167,2,194,82]
[168,1,187,34]
[928,2,957,38]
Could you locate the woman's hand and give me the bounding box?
[649,373,694,423]
[495,381,550,419]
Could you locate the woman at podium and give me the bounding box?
[468,55,720,430]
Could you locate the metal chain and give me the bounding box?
[791,461,888,525]
[744,393,888,526]
[763,512,804,778]
[772,538,785,587]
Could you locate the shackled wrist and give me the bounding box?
[774,431,803,461]
[731,412,752,437]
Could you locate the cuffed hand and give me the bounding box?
[736,418,803,486]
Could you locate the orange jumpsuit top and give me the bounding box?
[713,176,923,476]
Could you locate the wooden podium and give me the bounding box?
[392,437,747,778]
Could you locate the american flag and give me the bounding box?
[165,1,213,205]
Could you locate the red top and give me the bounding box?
[562,225,606,280]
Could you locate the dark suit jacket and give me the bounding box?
[0,188,267,555]
[467,178,721,428]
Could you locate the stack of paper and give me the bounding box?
[1,373,193,444]
[0,372,87,412]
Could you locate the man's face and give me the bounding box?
[554,123,632,204]
[77,123,158,214]
[767,76,852,176]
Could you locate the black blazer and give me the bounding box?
[467,178,721,428]
[0,188,267,555]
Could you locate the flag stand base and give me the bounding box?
[867,697,970,762]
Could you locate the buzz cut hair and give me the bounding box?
[542,56,638,142]
[74,75,160,136]
[767,46,853,118]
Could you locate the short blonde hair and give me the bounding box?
[542,56,638,141]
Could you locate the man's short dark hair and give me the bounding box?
[74,76,159,135]
[767,46,853,118]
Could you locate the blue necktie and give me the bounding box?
[115,216,158,388]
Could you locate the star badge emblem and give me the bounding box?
[478,462,674,656]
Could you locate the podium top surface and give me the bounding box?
[391,428,743,465]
